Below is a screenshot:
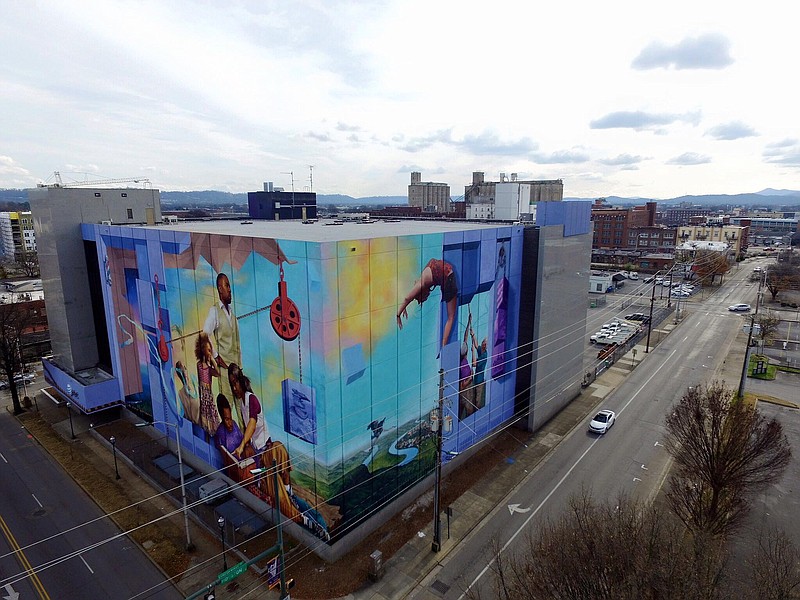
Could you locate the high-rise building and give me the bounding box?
[465,172,563,220]
[408,171,451,213]
[0,211,36,259]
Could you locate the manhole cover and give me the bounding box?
[431,580,450,594]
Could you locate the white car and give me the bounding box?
[589,409,616,434]
[728,303,751,312]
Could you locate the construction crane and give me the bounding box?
[39,171,151,188]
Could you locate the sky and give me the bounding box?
[2,1,798,200]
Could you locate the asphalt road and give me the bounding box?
[422,260,781,599]
[0,404,183,600]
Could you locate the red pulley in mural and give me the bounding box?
[270,263,301,341]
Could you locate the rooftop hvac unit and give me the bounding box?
[101,220,112,225]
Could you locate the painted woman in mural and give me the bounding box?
[396,258,458,351]
[195,332,221,438]
[228,363,331,540]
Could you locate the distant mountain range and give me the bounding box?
[2,188,799,209]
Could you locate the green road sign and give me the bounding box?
[218,561,247,584]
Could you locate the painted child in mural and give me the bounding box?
[214,393,257,480]
[195,331,221,437]
[470,328,489,412]
[203,272,244,430]
[228,363,330,540]
[396,258,459,351]
[458,313,475,420]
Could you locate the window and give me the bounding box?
[126,208,133,219]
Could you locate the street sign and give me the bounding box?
[218,561,247,585]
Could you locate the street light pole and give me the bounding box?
[66,401,75,439]
[137,420,194,551]
[110,436,120,479]
[218,516,227,571]
[738,270,766,398]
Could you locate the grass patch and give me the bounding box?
[748,354,777,380]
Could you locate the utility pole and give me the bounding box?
[431,368,444,552]
[738,270,766,398]
[645,270,660,353]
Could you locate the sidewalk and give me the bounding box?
[15,393,268,599]
[13,321,681,600]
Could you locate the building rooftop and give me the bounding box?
[139,217,511,242]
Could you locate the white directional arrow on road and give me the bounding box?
[3,583,20,600]
[508,503,531,515]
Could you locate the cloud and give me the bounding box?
[666,152,711,165]
[530,149,590,164]
[632,33,734,70]
[396,129,453,153]
[305,131,332,142]
[590,110,701,131]
[596,154,645,166]
[456,131,538,156]
[336,122,361,132]
[705,121,757,140]
[763,139,800,166]
[765,138,798,150]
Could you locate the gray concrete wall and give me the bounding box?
[528,225,592,430]
[29,186,161,372]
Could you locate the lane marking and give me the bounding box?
[79,555,94,574]
[0,514,51,599]
[457,344,682,599]
[0,452,6,463]
[32,494,43,508]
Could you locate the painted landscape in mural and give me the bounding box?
[96,225,522,543]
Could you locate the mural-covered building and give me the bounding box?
[30,185,591,558]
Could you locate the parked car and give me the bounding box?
[628,272,639,280]
[625,313,646,321]
[728,303,751,312]
[0,371,35,390]
[589,409,616,434]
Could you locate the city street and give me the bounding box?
[0,402,183,600]
[411,260,798,600]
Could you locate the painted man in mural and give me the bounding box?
[203,272,244,429]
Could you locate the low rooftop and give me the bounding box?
[138,217,512,243]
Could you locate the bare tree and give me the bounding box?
[482,490,727,600]
[0,299,37,414]
[765,263,800,302]
[15,251,40,278]
[745,530,800,600]
[693,251,731,286]
[664,382,791,537]
[754,310,780,348]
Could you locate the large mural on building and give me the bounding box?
[92,224,523,543]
